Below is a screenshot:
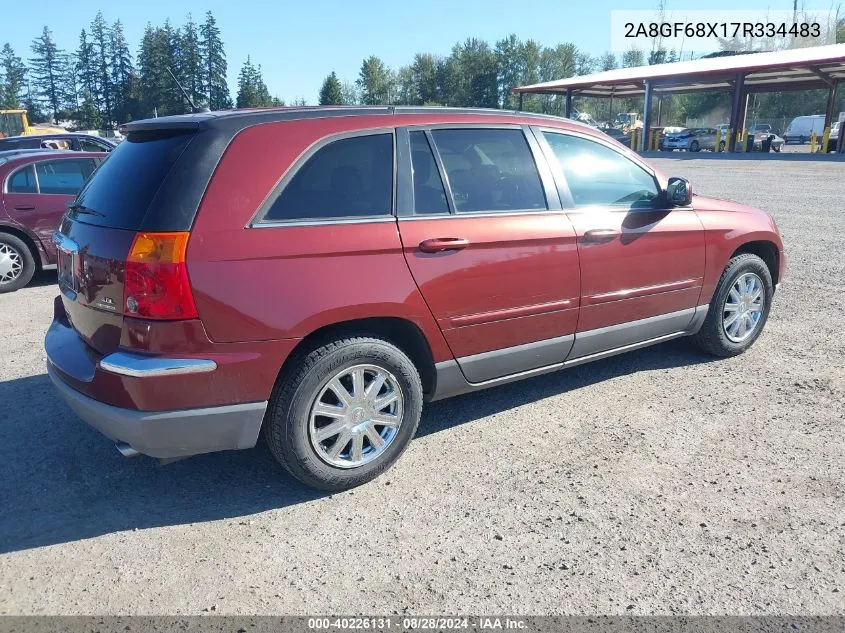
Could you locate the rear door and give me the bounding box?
[535,127,705,358]
[3,157,98,262]
[397,126,581,383]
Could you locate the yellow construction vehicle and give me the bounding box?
[0,109,64,138]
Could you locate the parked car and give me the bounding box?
[752,131,784,152]
[45,107,785,491]
[662,128,719,152]
[0,133,117,153]
[784,115,826,144]
[0,150,105,292]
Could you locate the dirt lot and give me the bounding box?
[0,157,843,616]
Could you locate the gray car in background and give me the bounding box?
[661,127,720,152]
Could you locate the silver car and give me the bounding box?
[662,128,718,152]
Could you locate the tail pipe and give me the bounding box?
[115,442,140,458]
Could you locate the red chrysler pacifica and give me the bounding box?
[45,107,785,490]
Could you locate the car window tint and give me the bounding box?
[8,165,37,193]
[430,128,546,213]
[35,159,97,195]
[543,132,659,209]
[409,131,449,214]
[79,139,108,152]
[265,133,393,221]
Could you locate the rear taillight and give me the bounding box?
[123,232,198,320]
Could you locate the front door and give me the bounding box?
[536,128,705,359]
[397,126,581,383]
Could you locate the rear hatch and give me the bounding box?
[56,129,197,355]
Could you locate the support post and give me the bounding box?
[641,80,653,153]
[518,92,524,111]
[728,73,746,152]
[823,82,837,150]
[565,89,573,119]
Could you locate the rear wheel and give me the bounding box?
[265,336,423,491]
[691,254,773,357]
[0,233,35,294]
[689,140,700,152]
[719,140,726,152]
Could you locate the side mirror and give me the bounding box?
[666,177,692,207]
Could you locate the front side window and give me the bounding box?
[35,159,97,195]
[8,165,37,193]
[264,133,393,222]
[410,131,449,214]
[430,128,546,213]
[543,132,659,209]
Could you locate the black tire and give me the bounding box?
[719,140,726,152]
[264,336,423,491]
[689,140,700,152]
[691,254,774,357]
[0,233,36,293]
[773,144,781,153]
[799,136,805,144]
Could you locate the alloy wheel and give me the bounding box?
[0,244,23,284]
[723,272,765,343]
[309,364,404,469]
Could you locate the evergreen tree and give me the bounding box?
[622,48,645,68]
[495,35,522,109]
[29,27,71,123]
[599,52,618,71]
[357,56,393,105]
[110,20,137,124]
[318,71,343,105]
[0,44,28,109]
[74,29,101,128]
[199,11,231,110]
[90,12,113,126]
[180,15,204,108]
[236,56,273,108]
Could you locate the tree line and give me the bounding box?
[2,13,843,131]
[0,11,289,129]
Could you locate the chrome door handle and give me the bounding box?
[583,228,621,242]
[419,238,469,253]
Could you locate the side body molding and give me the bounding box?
[428,305,709,401]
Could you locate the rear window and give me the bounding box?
[71,130,195,229]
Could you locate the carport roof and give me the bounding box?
[514,44,845,97]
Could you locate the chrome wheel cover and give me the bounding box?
[309,364,404,469]
[0,244,23,284]
[723,272,765,343]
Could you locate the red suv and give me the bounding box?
[1,150,104,292]
[45,107,785,490]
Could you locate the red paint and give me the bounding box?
[46,110,784,413]
[0,152,105,265]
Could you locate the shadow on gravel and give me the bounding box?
[26,269,58,288]
[0,339,714,554]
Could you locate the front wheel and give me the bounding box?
[689,140,700,152]
[265,336,423,491]
[719,140,726,152]
[691,254,774,357]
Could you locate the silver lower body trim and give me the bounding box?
[429,304,710,401]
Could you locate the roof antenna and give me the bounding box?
[167,68,211,113]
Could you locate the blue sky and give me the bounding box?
[2,0,831,103]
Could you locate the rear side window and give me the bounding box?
[36,159,97,195]
[8,165,37,193]
[410,131,449,214]
[72,130,195,229]
[79,139,110,152]
[543,132,659,209]
[264,133,393,222]
[430,128,546,213]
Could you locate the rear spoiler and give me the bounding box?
[119,116,209,135]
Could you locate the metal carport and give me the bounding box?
[514,44,845,152]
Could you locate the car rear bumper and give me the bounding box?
[47,362,267,458]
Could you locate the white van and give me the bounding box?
[784,115,826,144]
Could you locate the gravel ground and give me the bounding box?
[0,157,843,616]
